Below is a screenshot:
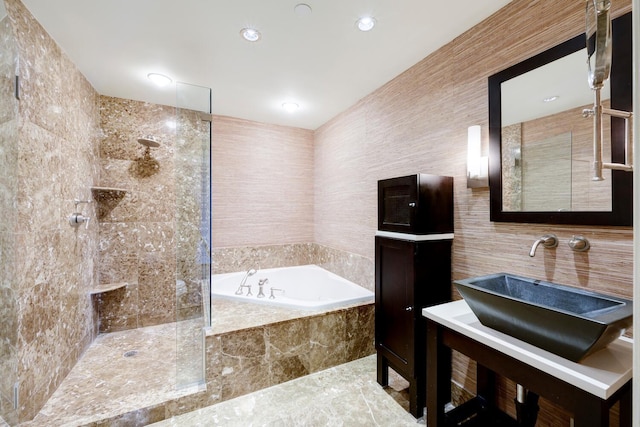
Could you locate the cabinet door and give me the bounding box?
[375,237,415,375]
[378,175,418,233]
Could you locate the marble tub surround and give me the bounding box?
[153,355,417,427]
[205,300,375,403]
[212,242,374,291]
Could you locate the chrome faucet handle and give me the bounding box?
[568,235,590,252]
[269,287,284,300]
[529,233,558,257]
[244,284,253,296]
[69,213,90,229]
[257,278,268,298]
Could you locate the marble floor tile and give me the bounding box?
[151,355,420,427]
[21,300,388,427]
[22,320,204,427]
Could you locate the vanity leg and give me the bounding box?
[618,385,631,427]
[408,378,421,418]
[426,320,450,427]
[573,398,608,427]
[376,353,388,386]
[475,363,495,407]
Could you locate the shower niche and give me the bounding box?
[90,186,128,221]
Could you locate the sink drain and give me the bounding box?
[123,350,138,358]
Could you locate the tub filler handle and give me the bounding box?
[269,287,284,300]
[257,278,269,298]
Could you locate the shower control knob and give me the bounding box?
[405,306,413,312]
[69,213,90,229]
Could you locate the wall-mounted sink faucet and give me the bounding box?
[568,235,590,252]
[529,234,558,257]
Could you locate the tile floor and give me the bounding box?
[20,299,414,426]
[22,320,204,427]
[152,355,420,427]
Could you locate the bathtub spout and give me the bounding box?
[235,268,257,295]
[257,278,269,298]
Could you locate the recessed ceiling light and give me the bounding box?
[147,73,172,87]
[294,3,312,16]
[543,95,559,102]
[240,27,261,42]
[356,16,376,32]
[282,102,299,113]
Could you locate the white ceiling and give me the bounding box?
[21,0,512,130]
[502,49,608,126]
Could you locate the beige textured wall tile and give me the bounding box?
[312,1,632,425]
[211,115,314,248]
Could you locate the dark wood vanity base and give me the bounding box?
[424,301,632,427]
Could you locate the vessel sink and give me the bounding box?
[454,273,632,361]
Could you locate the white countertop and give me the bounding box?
[422,300,632,400]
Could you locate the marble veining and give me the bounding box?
[97,96,208,333]
[2,0,100,421]
[152,355,418,427]
[21,320,205,427]
[212,243,374,291]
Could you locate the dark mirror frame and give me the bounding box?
[488,12,632,226]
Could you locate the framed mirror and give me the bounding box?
[488,12,632,226]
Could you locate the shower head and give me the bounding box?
[137,135,160,148]
[247,269,257,276]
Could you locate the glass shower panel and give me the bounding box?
[0,0,19,423]
[175,82,212,389]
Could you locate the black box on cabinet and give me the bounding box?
[377,174,453,234]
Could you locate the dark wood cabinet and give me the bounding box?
[378,174,453,234]
[375,235,452,418]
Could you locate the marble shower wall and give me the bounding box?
[0,8,18,425]
[97,96,177,332]
[3,0,101,422]
[97,96,208,332]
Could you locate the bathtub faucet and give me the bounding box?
[257,278,269,298]
[269,287,284,300]
[235,268,257,295]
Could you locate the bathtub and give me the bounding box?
[212,264,373,310]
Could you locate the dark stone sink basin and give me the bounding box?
[454,273,632,362]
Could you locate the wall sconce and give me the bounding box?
[466,125,489,188]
